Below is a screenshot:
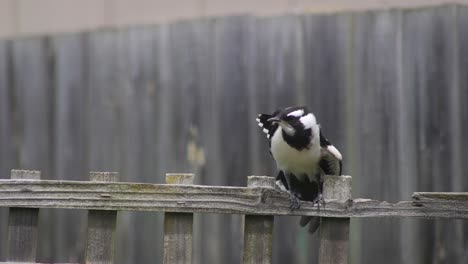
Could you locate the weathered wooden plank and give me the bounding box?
[11,37,54,261]
[7,170,41,262]
[457,5,468,254]
[87,31,121,172]
[163,174,194,264]
[0,39,13,261]
[117,26,163,264]
[319,176,352,264]
[395,7,425,264]
[352,10,402,264]
[51,33,89,263]
[2,176,468,219]
[85,172,118,264]
[1,262,78,264]
[242,176,274,264]
[213,16,251,264]
[403,6,462,264]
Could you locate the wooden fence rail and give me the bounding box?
[1,169,468,264]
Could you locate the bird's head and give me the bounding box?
[267,107,317,136]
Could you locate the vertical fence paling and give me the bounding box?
[242,176,275,264]
[163,173,194,264]
[319,175,352,264]
[85,172,119,264]
[7,170,41,262]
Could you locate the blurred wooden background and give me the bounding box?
[1,4,468,264]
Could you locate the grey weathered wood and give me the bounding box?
[0,262,79,264]
[0,39,11,262]
[319,176,352,264]
[117,26,163,264]
[402,6,462,264]
[51,33,89,263]
[11,37,54,261]
[85,172,119,264]
[242,176,274,264]
[352,10,403,264]
[7,170,41,262]
[2,5,468,263]
[163,173,194,264]
[3,175,468,219]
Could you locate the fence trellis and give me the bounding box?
[1,169,467,264]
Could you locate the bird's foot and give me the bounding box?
[313,193,325,210]
[289,193,301,210]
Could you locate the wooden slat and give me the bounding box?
[3,176,468,219]
[403,7,461,264]
[0,39,12,261]
[352,10,402,264]
[1,262,78,264]
[85,172,118,264]
[7,170,41,262]
[51,33,88,263]
[319,175,352,264]
[242,176,274,264]
[163,173,194,264]
[118,26,162,264]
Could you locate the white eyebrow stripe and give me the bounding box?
[299,113,317,129]
[287,109,304,117]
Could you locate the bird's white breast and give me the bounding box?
[270,126,321,181]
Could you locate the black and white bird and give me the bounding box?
[256,106,343,234]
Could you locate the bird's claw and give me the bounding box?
[313,193,325,212]
[313,193,325,205]
[289,193,301,210]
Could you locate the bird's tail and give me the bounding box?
[300,216,320,234]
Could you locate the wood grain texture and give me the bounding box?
[319,176,351,264]
[7,170,40,262]
[402,6,461,263]
[351,10,402,264]
[2,176,468,219]
[2,5,468,264]
[85,172,118,264]
[163,174,194,264]
[243,176,274,264]
[457,7,468,264]
[51,33,89,263]
[0,262,78,264]
[0,39,10,261]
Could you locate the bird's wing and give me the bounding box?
[256,111,280,145]
[319,129,343,175]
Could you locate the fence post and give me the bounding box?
[163,173,194,264]
[85,172,119,264]
[242,176,275,264]
[319,175,352,264]
[7,170,41,262]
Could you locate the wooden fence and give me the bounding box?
[1,169,466,264]
[2,4,468,264]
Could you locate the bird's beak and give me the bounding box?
[267,117,281,123]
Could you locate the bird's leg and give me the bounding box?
[284,173,301,210]
[313,174,325,209]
